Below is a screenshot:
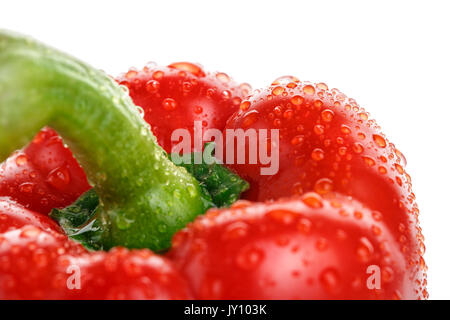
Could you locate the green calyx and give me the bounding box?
[0,30,213,251]
[51,146,249,251]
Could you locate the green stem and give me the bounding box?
[0,30,211,251]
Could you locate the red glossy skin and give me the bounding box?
[0,127,91,214]
[0,227,191,300]
[68,247,192,300]
[0,226,87,299]
[0,197,62,233]
[168,196,427,300]
[223,79,426,295]
[116,62,251,153]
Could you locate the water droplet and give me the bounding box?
[321,109,334,122]
[297,218,312,233]
[145,80,160,93]
[362,156,375,167]
[162,98,177,111]
[15,154,28,166]
[267,210,297,225]
[222,222,248,240]
[239,83,252,96]
[290,95,304,105]
[301,192,323,208]
[272,75,300,85]
[221,90,231,100]
[168,62,205,77]
[216,72,230,83]
[242,110,259,127]
[356,237,374,262]
[303,85,315,95]
[290,135,304,146]
[240,100,251,111]
[394,163,404,174]
[314,124,325,135]
[272,86,285,96]
[152,70,164,80]
[315,238,328,251]
[311,148,325,161]
[373,134,387,148]
[235,246,264,270]
[314,178,333,195]
[340,125,352,135]
[320,268,340,294]
[194,106,203,114]
[125,69,138,79]
[316,82,329,91]
[352,143,364,154]
[46,166,70,190]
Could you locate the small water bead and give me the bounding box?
[395,149,407,166]
[321,109,334,122]
[319,268,340,294]
[272,86,285,96]
[297,218,312,233]
[168,62,205,77]
[216,72,230,83]
[162,98,177,111]
[313,100,323,108]
[352,143,364,154]
[316,82,328,91]
[125,69,138,79]
[242,110,259,127]
[315,238,328,251]
[221,90,231,99]
[145,80,160,93]
[291,135,304,146]
[394,163,404,174]
[290,95,304,105]
[340,125,352,135]
[15,154,28,166]
[182,81,193,92]
[46,166,71,190]
[240,100,251,111]
[206,88,216,98]
[283,109,293,120]
[235,246,265,271]
[378,166,387,174]
[267,210,297,225]
[119,84,129,94]
[358,112,369,121]
[314,178,333,195]
[194,106,203,114]
[152,70,164,80]
[301,192,323,208]
[356,237,374,263]
[286,82,297,89]
[373,134,387,148]
[311,148,325,161]
[371,225,382,236]
[302,85,315,95]
[272,75,300,86]
[19,182,34,193]
[136,106,145,118]
[239,83,252,96]
[314,125,325,135]
[362,156,375,167]
[221,221,249,240]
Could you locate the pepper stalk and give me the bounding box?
[0,30,213,251]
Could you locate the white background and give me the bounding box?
[1,0,449,299]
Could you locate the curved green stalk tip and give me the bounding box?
[0,30,212,251]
